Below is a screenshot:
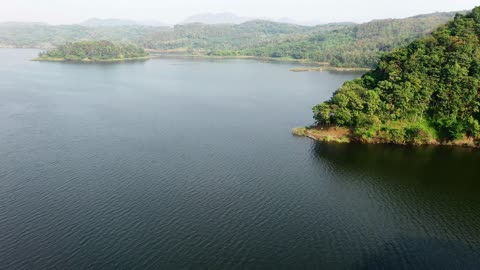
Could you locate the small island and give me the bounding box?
[33,41,150,62]
[295,7,480,148]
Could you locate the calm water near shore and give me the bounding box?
[0,49,479,269]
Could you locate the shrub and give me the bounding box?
[380,126,406,144]
[405,126,433,145]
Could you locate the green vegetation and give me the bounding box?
[293,126,351,144]
[35,41,149,62]
[0,23,164,48]
[292,127,308,137]
[290,67,371,72]
[311,7,480,147]
[146,13,461,68]
[240,12,461,68]
[0,11,463,67]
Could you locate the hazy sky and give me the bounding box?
[2,0,479,25]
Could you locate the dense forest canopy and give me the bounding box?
[312,7,480,145]
[37,41,149,61]
[0,11,463,67]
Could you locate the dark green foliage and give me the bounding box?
[38,41,148,61]
[313,7,480,143]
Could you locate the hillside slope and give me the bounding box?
[240,11,463,67]
[311,7,480,146]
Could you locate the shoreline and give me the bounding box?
[32,56,151,63]
[148,51,370,71]
[15,47,370,71]
[292,126,480,149]
[289,67,371,72]
[149,52,324,64]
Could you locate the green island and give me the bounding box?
[294,7,480,148]
[33,41,150,62]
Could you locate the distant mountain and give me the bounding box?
[179,13,321,26]
[273,17,331,26]
[81,18,169,27]
[0,21,48,26]
[81,18,138,27]
[136,20,170,27]
[181,13,251,25]
[274,17,298,25]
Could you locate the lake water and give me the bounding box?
[1,49,479,269]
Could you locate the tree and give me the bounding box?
[312,7,480,143]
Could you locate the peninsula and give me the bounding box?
[295,7,480,148]
[33,41,150,62]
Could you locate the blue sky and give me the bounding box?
[2,0,479,24]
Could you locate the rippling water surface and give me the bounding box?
[1,49,479,269]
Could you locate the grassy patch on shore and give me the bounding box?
[293,126,351,144]
[293,123,480,148]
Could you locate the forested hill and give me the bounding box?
[35,41,149,61]
[240,11,462,67]
[312,7,480,146]
[0,11,465,67]
[0,23,165,49]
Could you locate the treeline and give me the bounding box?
[240,12,460,67]
[0,11,464,67]
[313,7,480,145]
[142,20,320,51]
[38,41,148,61]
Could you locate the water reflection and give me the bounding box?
[310,142,480,268]
[311,142,480,193]
[352,236,480,269]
